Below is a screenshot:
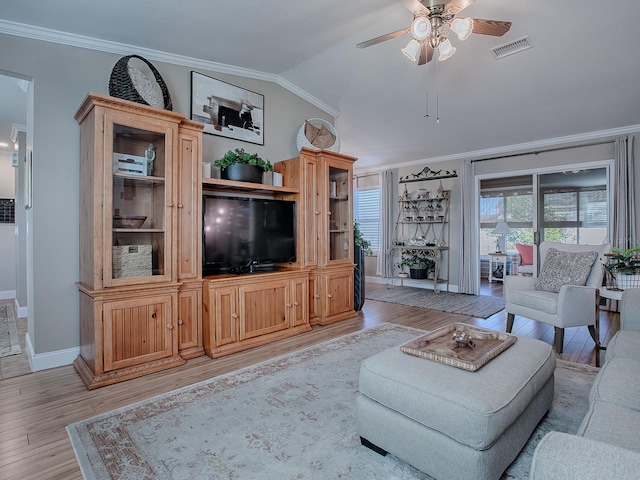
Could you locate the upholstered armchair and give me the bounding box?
[505,241,611,354]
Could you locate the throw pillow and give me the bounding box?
[516,243,534,265]
[312,124,336,149]
[304,120,321,143]
[535,248,598,293]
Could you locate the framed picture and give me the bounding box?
[190,71,264,145]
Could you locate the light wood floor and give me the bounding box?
[0,283,619,480]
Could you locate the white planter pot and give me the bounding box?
[614,273,640,290]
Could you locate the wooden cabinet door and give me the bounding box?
[177,285,203,358]
[239,280,289,340]
[103,294,175,372]
[289,276,309,327]
[323,269,354,318]
[303,153,320,267]
[177,123,202,280]
[213,286,238,347]
[308,273,321,325]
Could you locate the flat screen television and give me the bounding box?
[202,194,296,275]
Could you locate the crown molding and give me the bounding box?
[0,19,339,117]
[355,124,640,174]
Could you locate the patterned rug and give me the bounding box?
[0,304,22,357]
[67,324,597,480]
[365,285,505,318]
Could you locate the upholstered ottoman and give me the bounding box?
[356,333,555,480]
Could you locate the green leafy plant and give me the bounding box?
[407,252,435,272]
[213,148,273,172]
[605,246,640,275]
[354,221,373,255]
[395,256,413,273]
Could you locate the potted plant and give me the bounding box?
[213,148,273,183]
[605,246,640,290]
[395,257,412,278]
[354,221,373,255]
[407,252,435,279]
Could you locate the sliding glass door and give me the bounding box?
[480,165,610,277]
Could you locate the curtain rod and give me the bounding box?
[354,172,379,179]
[470,140,614,164]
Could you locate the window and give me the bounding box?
[480,176,533,254]
[354,188,380,254]
[0,198,15,224]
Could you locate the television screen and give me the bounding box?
[203,195,296,274]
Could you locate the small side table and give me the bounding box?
[488,252,508,283]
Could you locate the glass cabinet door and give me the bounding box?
[105,116,173,286]
[327,165,352,263]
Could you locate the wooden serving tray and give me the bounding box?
[400,323,517,372]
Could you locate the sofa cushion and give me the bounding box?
[605,330,640,363]
[358,334,555,450]
[509,289,558,314]
[535,248,598,293]
[590,356,640,411]
[579,401,640,454]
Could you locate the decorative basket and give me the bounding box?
[109,55,173,110]
[605,267,640,291]
[296,118,340,152]
[112,244,152,278]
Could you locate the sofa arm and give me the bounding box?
[530,432,640,480]
[621,289,640,332]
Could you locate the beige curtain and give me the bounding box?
[376,170,396,277]
[458,159,480,294]
[613,136,636,248]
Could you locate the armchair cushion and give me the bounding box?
[509,290,558,315]
[535,248,598,293]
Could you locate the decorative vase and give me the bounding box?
[222,163,264,183]
[614,273,640,290]
[409,267,427,279]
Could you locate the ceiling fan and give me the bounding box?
[357,0,511,64]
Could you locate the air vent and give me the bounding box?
[490,36,533,59]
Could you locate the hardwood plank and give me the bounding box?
[0,283,619,479]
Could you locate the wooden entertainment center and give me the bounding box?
[74,93,357,389]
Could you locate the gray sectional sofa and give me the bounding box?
[530,288,640,479]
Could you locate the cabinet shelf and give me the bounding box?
[113,228,165,233]
[203,177,299,194]
[113,172,165,185]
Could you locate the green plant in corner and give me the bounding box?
[605,246,640,275]
[354,221,373,255]
[213,148,273,172]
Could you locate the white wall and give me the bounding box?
[0,152,16,295]
[0,33,333,366]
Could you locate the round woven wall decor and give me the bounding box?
[109,55,173,110]
[296,118,340,152]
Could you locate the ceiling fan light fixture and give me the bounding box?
[451,17,474,41]
[410,16,432,41]
[401,39,421,62]
[438,39,456,61]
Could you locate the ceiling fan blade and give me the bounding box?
[445,0,476,14]
[356,27,410,49]
[403,0,429,15]
[471,19,512,36]
[418,42,434,65]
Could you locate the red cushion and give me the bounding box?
[516,243,534,265]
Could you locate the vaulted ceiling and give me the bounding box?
[1,0,640,169]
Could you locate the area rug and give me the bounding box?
[365,285,505,318]
[67,324,597,480]
[0,304,22,357]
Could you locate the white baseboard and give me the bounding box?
[25,332,79,372]
[365,275,459,292]
[0,290,16,300]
